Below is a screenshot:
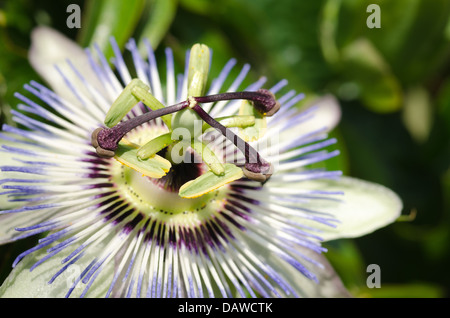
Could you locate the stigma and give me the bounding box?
[92,79,279,186]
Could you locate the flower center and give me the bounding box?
[92,84,278,183]
[92,43,282,197]
[109,126,226,221]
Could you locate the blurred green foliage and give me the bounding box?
[0,0,449,297]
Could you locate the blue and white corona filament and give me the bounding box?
[0,28,391,298]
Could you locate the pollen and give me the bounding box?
[188,96,197,109]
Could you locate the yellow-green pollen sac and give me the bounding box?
[92,43,281,198]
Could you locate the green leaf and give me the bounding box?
[79,0,146,60]
[401,86,433,143]
[179,163,243,198]
[320,0,341,65]
[115,140,171,178]
[178,0,214,15]
[369,0,450,84]
[437,79,450,138]
[328,0,450,85]
[341,38,402,113]
[137,0,178,52]
[358,283,444,298]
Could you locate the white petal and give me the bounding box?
[270,94,341,150]
[0,239,114,298]
[28,26,106,107]
[0,136,43,243]
[244,237,351,297]
[297,176,403,241]
[306,95,342,133]
[291,95,341,135]
[294,248,352,297]
[274,247,352,297]
[0,214,38,245]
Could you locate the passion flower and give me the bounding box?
[0,27,402,298]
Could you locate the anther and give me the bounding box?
[91,127,116,158]
[191,103,273,182]
[242,162,273,183]
[251,89,280,117]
